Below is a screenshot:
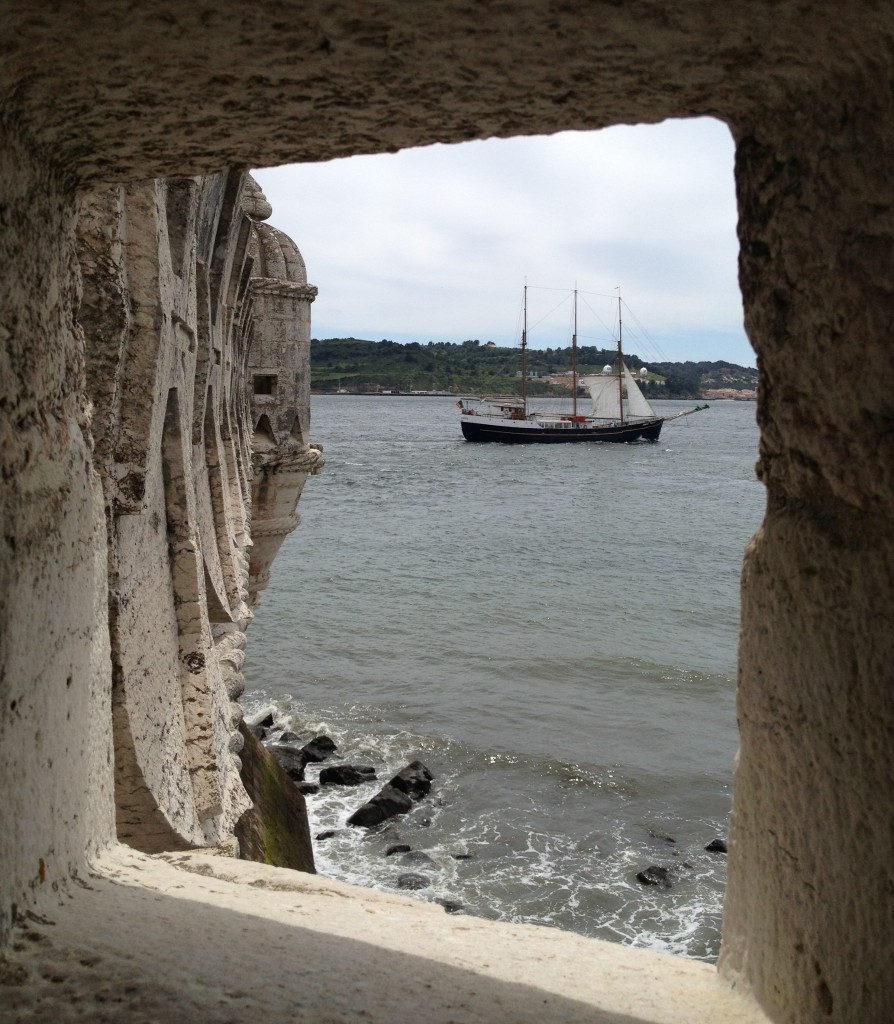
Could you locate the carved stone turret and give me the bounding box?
[244,175,323,605]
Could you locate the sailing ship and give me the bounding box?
[458,287,704,444]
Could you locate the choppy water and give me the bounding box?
[243,395,764,961]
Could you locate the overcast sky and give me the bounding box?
[255,117,754,367]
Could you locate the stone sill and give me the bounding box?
[1,846,770,1024]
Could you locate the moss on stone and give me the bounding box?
[235,722,315,873]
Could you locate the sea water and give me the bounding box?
[243,395,764,961]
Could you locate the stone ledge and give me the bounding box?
[0,845,769,1024]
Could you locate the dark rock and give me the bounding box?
[347,784,413,828]
[452,853,474,861]
[250,724,268,740]
[278,730,301,743]
[386,844,412,856]
[396,872,431,890]
[403,850,436,868]
[266,743,307,781]
[315,830,337,841]
[234,722,315,874]
[303,735,338,759]
[295,782,319,796]
[319,764,377,787]
[347,761,433,828]
[388,760,434,800]
[636,865,672,888]
[705,838,728,854]
[648,830,676,844]
[300,735,338,762]
[435,898,464,914]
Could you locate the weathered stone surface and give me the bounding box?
[0,849,770,1024]
[0,133,118,941]
[69,170,323,857]
[266,744,308,782]
[234,723,315,874]
[246,196,322,604]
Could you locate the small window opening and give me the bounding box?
[254,374,277,396]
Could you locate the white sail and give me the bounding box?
[580,364,656,420]
[622,363,657,418]
[580,374,621,419]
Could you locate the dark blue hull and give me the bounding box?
[460,417,663,444]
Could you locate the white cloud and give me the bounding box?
[255,117,754,367]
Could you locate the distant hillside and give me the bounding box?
[310,337,758,400]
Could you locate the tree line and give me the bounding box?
[310,337,757,399]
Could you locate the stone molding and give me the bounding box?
[251,278,319,301]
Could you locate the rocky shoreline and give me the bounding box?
[243,707,728,913]
[245,707,468,908]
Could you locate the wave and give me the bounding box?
[243,694,728,961]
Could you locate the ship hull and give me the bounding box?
[460,416,663,444]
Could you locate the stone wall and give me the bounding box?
[0,131,116,943]
[0,160,321,887]
[74,171,321,852]
[2,4,894,1021]
[0,148,320,942]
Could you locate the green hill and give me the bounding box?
[310,337,757,400]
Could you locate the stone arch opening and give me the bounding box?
[243,120,755,964]
[253,412,277,449]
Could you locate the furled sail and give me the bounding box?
[622,363,657,418]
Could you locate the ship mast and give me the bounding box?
[616,288,625,424]
[572,285,578,417]
[521,283,528,415]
